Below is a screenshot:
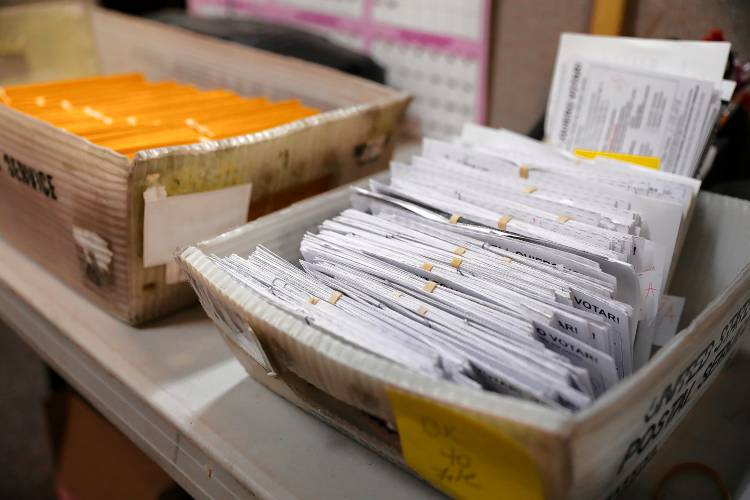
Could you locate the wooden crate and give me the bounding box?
[179,183,750,500]
[0,3,410,324]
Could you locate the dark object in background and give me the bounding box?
[57,393,180,500]
[701,96,750,199]
[0,322,55,500]
[100,0,186,16]
[148,10,386,84]
[528,115,545,141]
[700,31,750,199]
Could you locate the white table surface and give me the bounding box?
[1,232,749,500]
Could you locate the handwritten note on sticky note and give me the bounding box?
[574,149,661,170]
[387,388,543,500]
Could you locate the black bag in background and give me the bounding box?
[147,9,385,84]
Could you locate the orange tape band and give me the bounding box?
[497,215,512,231]
[328,291,343,305]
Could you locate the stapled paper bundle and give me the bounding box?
[201,125,700,411]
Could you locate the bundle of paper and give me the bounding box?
[208,125,701,411]
[544,33,734,177]
[0,73,319,157]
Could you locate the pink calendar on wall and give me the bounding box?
[188,0,492,137]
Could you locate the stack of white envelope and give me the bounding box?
[545,33,734,178]
[208,124,702,411]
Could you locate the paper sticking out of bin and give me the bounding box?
[544,33,734,179]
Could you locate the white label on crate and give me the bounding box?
[72,226,114,286]
[143,183,252,268]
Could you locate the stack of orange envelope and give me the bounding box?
[0,73,319,157]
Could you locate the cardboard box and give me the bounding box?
[0,3,409,324]
[57,393,175,500]
[178,182,750,500]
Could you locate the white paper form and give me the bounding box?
[544,33,733,178]
[547,32,733,113]
[547,59,717,174]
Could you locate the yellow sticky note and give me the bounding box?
[574,149,660,170]
[387,388,544,500]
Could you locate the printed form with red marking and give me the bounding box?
[545,33,734,178]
